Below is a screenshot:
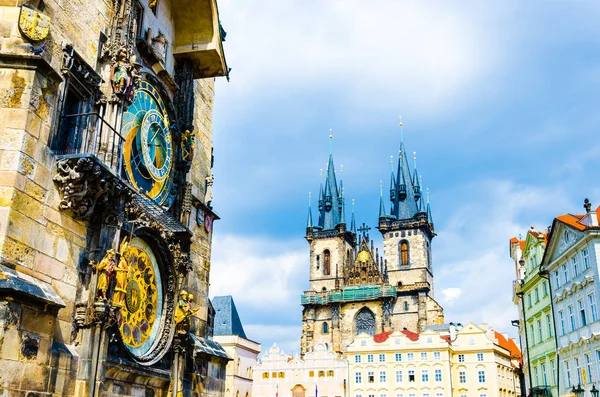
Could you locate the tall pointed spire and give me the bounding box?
[316,133,343,230]
[379,181,386,218]
[340,181,346,225]
[388,120,418,220]
[426,188,433,223]
[307,192,313,228]
[412,151,421,199]
[351,199,356,234]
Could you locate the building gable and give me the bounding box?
[546,222,585,265]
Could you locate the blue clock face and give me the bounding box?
[122,81,175,207]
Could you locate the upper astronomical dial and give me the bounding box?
[122,81,175,207]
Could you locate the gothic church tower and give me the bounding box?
[378,134,444,333]
[300,132,444,358]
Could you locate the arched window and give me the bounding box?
[324,249,331,275]
[400,241,409,266]
[403,301,409,312]
[355,307,376,336]
[322,322,329,334]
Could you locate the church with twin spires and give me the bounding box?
[301,132,444,356]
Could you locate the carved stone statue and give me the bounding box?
[95,249,116,301]
[174,290,198,334]
[205,174,214,209]
[181,130,195,162]
[151,32,168,65]
[112,238,130,307]
[111,49,139,103]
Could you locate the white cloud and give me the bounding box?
[439,287,463,306]
[210,234,306,309]
[245,324,301,357]
[434,179,570,334]
[216,0,512,118]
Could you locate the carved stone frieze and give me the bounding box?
[124,200,192,275]
[53,157,130,220]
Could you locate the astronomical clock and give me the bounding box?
[111,234,176,366]
[122,80,175,207]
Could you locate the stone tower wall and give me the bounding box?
[383,227,434,294]
[308,237,353,292]
[0,1,219,395]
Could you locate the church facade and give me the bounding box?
[301,139,444,356]
[0,0,230,396]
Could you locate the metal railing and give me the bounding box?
[301,285,397,304]
[55,112,125,175]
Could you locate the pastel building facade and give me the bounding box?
[511,229,557,396]
[346,324,522,397]
[253,343,348,397]
[541,203,600,396]
[213,296,262,397]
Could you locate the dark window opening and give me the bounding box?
[409,374,415,382]
[322,322,328,334]
[324,250,331,276]
[400,241,409,266]
[134,1,145,37]
[52,77,94,153]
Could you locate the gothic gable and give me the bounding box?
[345,236,385,286]
[546,222,585,264]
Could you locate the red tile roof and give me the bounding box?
[401,329,420,341]
[494,331,522,363]
[556,214,586,231]
[373,331,394,343]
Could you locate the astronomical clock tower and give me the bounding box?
[301,136,444,356]
[0,0,230,396]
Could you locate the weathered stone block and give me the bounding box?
[1,327,20,360]
[33,251,66,280]
[20,307,54,336]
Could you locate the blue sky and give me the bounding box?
[208,1,600,354]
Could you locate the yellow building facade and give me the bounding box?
[346,323,522,397]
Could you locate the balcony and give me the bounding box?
[301,285,397,305]
[53,112,130,220]
[172,0,229,79]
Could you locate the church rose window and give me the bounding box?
[324,250,331,275]
[355,308,376,336]
[400,241,409,266]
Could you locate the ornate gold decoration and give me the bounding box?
[18,6,50,42]
[116,237,160,349]
[94,248,116,301]
[112,238,131,308]
[174,290,197,334]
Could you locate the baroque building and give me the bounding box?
[0,0,230,396]
[510,229,556,397]
[301,136,443,357]
[540,200,600,397]
[253,343,348,397]
[213,296,261,397]
[346,323,522,397]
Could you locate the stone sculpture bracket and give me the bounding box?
[53,156,131,220]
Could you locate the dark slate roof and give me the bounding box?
[0,264,65,307]
[190,333,231,360]
[212,295,247,338]
[133,195,188,234]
